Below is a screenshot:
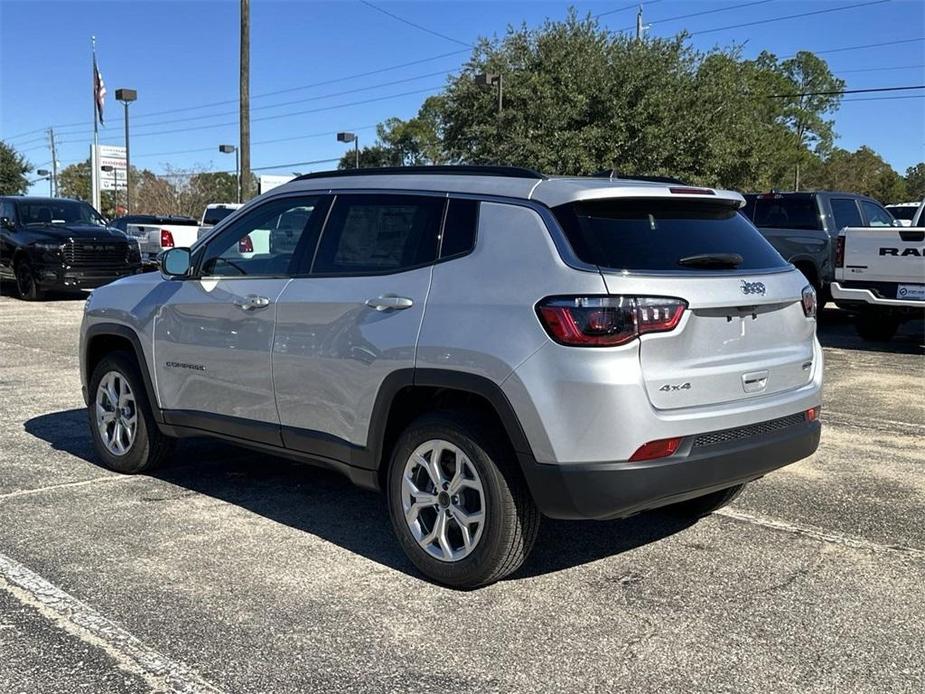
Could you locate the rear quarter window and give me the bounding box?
[749,196,822,230]
[553,198,788,272]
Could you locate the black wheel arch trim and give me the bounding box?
[83,322,163,423]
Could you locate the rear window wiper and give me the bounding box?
[678,253,744,269]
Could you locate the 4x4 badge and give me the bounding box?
[740,280,766,296]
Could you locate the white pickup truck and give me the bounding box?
[831,225,925,340]
[196,203,242,241]
[124,215,200,262]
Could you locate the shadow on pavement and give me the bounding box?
[817,306,924,356]
[25,408,694,584]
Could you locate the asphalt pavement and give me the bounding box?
[1,292,923,693]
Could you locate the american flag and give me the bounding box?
[93,54,106,124]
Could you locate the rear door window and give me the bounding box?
[749,196,821,230]
[860,200,895,227]
[311,194,443,275]
[553,198,788,272]
[831,198,863,229]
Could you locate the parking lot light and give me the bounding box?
[37,169,52,196]
[219,144,240,203]
[115,88,137,214]
[337,132,358,169]
[475,72,503,114]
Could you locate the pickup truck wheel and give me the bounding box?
[855,314,900,342]
[387,412,540,589]
[14,260,44,301]
[88,351,174,474]
[666,483,746,519]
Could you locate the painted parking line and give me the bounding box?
[0,475,136,501]
[717,507,925,561]
[0,551,225,694]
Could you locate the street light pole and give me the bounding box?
[337,132,359,168]
[115,89,137,214]
[219,145,240,203]
[37,170,52,196]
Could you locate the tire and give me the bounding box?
[387,411,540,589]
[87,351,174,474]
[666,483,746,519]
[14,260,44,301]
[855,313,900,342]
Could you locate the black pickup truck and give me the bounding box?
[0,196,141,300]
[741,191,900,301]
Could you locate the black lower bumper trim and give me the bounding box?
[520,419,821,520]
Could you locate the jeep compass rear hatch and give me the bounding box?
[553,196,816,409]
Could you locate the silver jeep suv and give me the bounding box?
[80,166,822,588]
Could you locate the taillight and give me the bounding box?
[835,235,845,268]
[536,296,686,347]
[629,437,683,461]
[801,285,817,319]
[160,229,175,248]
[239,234,253,253]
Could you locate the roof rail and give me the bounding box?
[293,165,547,182]
[592,171,689,185]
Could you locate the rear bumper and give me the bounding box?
[520,418,820,520]
[831,282,923,312]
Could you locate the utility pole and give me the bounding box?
[47,128,58,197]
[636,4,646,41]
[240,0,251,201]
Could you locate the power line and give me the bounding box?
[616,0,775,32]
[67,69,455,135]
[53,85,441,146]
[691,0,891,37]
[768,84,924,98]
[835,63,924,74]
[3,49,469,140]
[595,1,664,20]
[131,125,379,160]
[840,94,925,102]
[810,36,923,56]
[360,1,473,48]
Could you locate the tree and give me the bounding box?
[0,141,32,195]
[431,12,827,190]
[772,51,845,190]
[905,163,925,199]
[337,97,447,170]
[806,146,907,203]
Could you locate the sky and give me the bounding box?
[1,0,923,197]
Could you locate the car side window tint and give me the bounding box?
[312,194,443,274]
[440,198,479,258]
[0,201,14,222]
[200,196,324,278]
[860,200,894,227]
[831,198,863,230]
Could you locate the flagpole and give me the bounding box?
[91,35,100,212]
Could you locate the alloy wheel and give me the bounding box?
[95,371,138,456]
[401,439,486,562]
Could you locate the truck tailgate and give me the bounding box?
[838,226,925,294]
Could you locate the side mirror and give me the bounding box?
[161,247,191,278]
[0,217,14,230]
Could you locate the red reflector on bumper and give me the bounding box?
[629,437,682,462]
[805,407,820,422]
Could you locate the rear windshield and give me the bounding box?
[553,199,788,272]
[744,195,822,230]
[886,206,918,221]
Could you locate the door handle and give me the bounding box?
[365,295,414,311]
[235,294,271,311]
